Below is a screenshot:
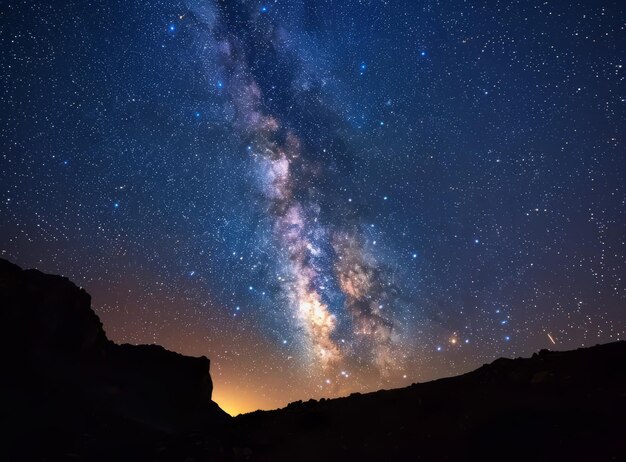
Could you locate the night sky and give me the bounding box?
[1,0,624,415]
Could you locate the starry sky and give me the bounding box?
[1,0,624,415]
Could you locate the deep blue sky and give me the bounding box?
[1,0,624,413]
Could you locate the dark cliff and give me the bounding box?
[0,259,229,460]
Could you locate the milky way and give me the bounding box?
[1,0,624,414]
[189,0,404,380]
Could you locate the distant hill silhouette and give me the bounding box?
[1,258,624,461]
[235,342,626,461]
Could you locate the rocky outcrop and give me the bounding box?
[0,259,229,460]
[0,259,108,362]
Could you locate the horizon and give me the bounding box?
[2,256,621,417]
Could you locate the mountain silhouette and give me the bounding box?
[1,258,624,461]
[0,259,229,460]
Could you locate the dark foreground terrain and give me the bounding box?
[1,259,624,461]
[235,341,626,462]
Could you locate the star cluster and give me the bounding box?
[1,0,624,415]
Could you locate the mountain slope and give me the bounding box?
[234,341,626,461]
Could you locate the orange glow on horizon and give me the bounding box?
[212,385,272,416]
